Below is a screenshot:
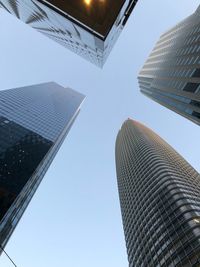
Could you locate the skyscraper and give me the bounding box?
[115,119,200,266]
[0,82,85,252]
[138,5,200,125]
[0,0,138,67]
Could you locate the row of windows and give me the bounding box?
[116,120,200,266]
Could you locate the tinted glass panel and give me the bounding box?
[192,111,200,119]
[44,0,125,36]
[190,100,200,108]
[0,116,53,221]
[192,69,200,78]
[183,83,199,93]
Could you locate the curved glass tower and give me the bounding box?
[115,119,200,266]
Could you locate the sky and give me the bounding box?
[0,0,200,266]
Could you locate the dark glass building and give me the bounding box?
[0,0,138,67]
[138,5,200,125]
[115,119,200,266]
[0,82,85,252]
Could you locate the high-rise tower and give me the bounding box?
[138,5,200,125]
[0,82,84,251]
[0,0,138,67]
[115,119,200,266]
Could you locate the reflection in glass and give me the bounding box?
[0,116,53,221]
[46,0,125,35]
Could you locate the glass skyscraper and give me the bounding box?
[0,82,85,252]
[0,0,138,67]
[138,5,200,125]
[115,119,200,266]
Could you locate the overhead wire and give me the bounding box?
[0,246,18,267]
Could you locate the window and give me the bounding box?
[190,100,200,108]
[183,83,199,93]
[192,68,200,78]
[192,111,200,119]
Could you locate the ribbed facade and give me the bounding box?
[115,119,200,266]
[138,5,200,125]
[0,82,84,252]
[0,0,138,67]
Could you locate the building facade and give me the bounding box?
[115,119,200,266]
[0,82,84,251]
[0,0,138,67]
[138,5,200,125]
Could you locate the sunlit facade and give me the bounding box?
[0,82,84,252]
[116,119,200,266]
[0,0,138,67]
[138,5,200,125]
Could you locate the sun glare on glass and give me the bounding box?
[84,0,92,6]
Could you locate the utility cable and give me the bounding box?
[0,246,18,267]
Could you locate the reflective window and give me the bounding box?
[0,116,53,221]
[192,68,200,78]
[192,111,200,119]
[46,0,125,36]
[183,82,199,93]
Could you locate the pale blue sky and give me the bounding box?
[0,1,200,266]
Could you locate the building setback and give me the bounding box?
[115,119,200,266]
[0,0,138,67]
[0,82,84,252]
[138,5,200,125]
